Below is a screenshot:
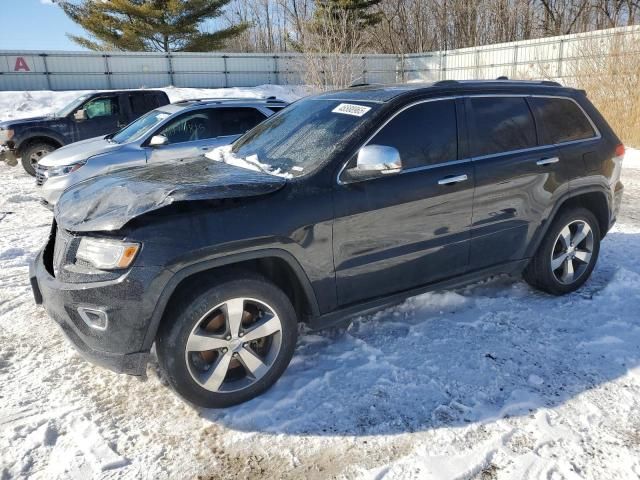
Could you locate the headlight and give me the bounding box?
[76,237,140,270]
[0,128,14,143]
[47,159,87,178]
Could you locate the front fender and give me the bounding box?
[15,128,68,150]
[140,248,320,351]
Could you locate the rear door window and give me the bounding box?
[529,97,596,144]
[365,99,458,169]
[130,93,162,116]
[470,97,537,157]
[216,108,267,136]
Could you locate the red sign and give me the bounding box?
[14,57,30,72]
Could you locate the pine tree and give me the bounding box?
[307,0,383,52]
[56,0,248,52]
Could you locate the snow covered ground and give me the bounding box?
[1,88,640,479]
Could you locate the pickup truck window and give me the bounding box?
[84,97,119,119]
[56,94,92,117]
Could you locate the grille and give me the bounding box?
[35,164,48,186]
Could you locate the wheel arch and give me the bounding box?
[16,133,64,154]
[143,249,320,350]
[525,187,610,260]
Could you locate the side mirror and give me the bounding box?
[149,135,169,147]
[347,145,402,180]
[74,109,87,122]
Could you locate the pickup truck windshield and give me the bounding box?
[111,109,171,144]
[56,94,92,117]
[229,98,379,177]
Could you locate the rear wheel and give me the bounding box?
[20,142,56,176]
[524,208,600,295]
[156,274,298,408]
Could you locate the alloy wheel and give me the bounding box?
[29,148,52,166]
[185,297,283,393]
[550,219,594,285]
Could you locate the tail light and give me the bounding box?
[615,144,625,158]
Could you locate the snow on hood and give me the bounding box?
[39,136,120,167]
[55,156,287,232]
[206,145,293,179]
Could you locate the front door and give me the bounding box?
[332,98,475,306]
[73,95,123,141]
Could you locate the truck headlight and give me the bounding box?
[76,237,140,270]
[47,159,87,178]
[0,128,14,143]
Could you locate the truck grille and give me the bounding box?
[35,164,48,186]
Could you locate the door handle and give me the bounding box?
[536,156,559,166]
[438,174,468,185]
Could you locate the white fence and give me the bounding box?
[0,25,638,91]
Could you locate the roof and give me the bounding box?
[314,79,571,103]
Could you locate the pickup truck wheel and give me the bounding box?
[524,207,600,295]
[156,274,298,408]
[21,143,55,176]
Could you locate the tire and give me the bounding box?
[20,142,56,176]
[524,207,601,295]
[156,273,298,408]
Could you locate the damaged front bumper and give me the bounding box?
[0,147,17,166]
[28,228,165,377]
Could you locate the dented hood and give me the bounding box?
[55,156,287,232]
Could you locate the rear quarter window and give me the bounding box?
[470,97,537,157]
[529,97,596,144]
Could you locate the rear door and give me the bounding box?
[128,92,164,122]
[467,95,567,270]
[332,98,475,306]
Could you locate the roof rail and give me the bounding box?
[540,80,562,86]
[349,82,370,88]
[172,96,285,104]
[433,80,459,86]
[496,76,509,80]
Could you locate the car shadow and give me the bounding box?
[200,231,640,436]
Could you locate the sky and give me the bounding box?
[0,0,87,51]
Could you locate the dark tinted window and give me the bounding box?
[217,108,266,136]
[130,93,162,116]
[367,100,457,169]
[267,106,286,112]
[530,97,595,144]
[470,97,537,156]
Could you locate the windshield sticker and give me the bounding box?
[332,103,371,117]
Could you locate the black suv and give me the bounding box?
[30,80,625,407]
[0,90,169,175]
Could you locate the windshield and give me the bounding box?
[111,109,171,144]
[56,94,92,117]
[227,98,379,177]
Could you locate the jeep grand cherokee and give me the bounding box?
[30,80,625,407]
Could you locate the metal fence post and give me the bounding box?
[222,55,228,88]
[557,39,565,79]
[511,44,518,78]
[362,55,366,83]
[167,53,174,86]
[103,54,112,89]
[40,53,52,90]
[475,48,481,78]
[273,55,279,84]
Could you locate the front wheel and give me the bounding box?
[524,207,601,295]
[21,143,56,176]
[156,274,298,408]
